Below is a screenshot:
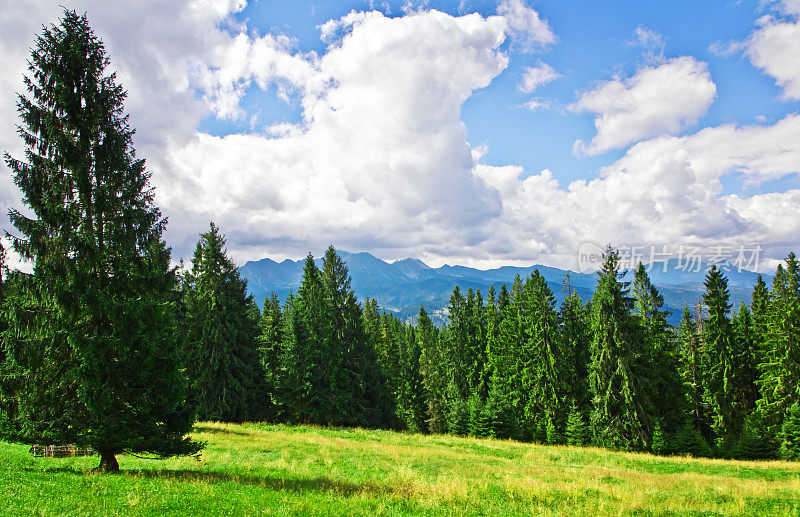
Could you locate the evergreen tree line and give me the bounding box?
[78,220,800,461]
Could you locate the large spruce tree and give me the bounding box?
[701,264,740,445]
[183,222,265,422]
[3,11,199,471]
[589,247,649,449]
[758,255,800,438]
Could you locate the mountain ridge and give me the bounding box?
[239,250,769,325]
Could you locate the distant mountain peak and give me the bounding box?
[392,257,431,269]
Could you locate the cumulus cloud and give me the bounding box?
[745,7,800,100]
[518,61,559,92]
[496,0,555,51]
[571,57,717,155]
[474,114,800,268]
[154,9,510,261]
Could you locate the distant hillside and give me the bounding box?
[239,251,768,326]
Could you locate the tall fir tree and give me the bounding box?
[183,222,265,422]
[632,263,685,438]
[589,247,649,449]
[750,275,770,367]
[559,277,591,410]
[2,11,199,471]
[518,271,566,441]
[701,264,741,446]
[678,306,712,442]
[758,255,800,437]
[277,248,392,428]
[732,305,761,421]
[259,292,284,420]
[417,306,447,433]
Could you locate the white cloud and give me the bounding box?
[521,98,551,111]
[155,9,509,262]
[496,0,555,51]
[474,114,800,269]
[518,61,559,92]
[632,25,663,49]
[745,9,800,100]
[630,25,665,59]
[571,57,717,155]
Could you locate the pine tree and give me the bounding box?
[518,271,565,441]
[701,264,740,446]
[559,281,591,410]
[565,402,588,446]
[417,306,447,434]
[758,255,800,437]
[275,257,321,423]
[651,421,668,455]
[183,222,265,422]
[750,275,770,366]
[632,263,685,439]
[732,305,760,420]
[259,292,283,420]
[589,246,648,450]
[2,11,200,471]
[780,403,800,461]
[678,306,712,441]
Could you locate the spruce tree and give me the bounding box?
[183,222,265,422]
[519,271,565,441]
[589,246,648,449]
[651,421,668,455]
[559,282,591,410]
[277,248,392,428]
[259,292,283,420]
[678,306,712,441]
[3,11,200,471]
[750,275,770,366]
[732,305,760,420]
[780,403,800,461]
[417,306,447,433]
[702,264,740,446]
[758,255,800,437]
[632,263,685,438]
[565,402,588,446]
[402,328,429,433]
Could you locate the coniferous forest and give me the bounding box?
[1,9,799,479]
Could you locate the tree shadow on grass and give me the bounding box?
[128,469,394,496]
[191,424,254,437]
[24,466,398,497]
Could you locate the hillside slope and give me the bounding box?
[2,422,798,515]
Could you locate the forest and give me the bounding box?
[170,228,800,460]
[0,9,799,477]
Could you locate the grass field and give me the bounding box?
[2,422,800,516]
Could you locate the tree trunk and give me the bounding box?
[95,450,119,473]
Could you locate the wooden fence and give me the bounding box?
[29,444,96,458]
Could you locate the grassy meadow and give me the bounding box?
[2,422,799,516]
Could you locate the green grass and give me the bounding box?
[2,422,800,516]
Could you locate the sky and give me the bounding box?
[0,0,799,272]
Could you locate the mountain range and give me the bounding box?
[239,251,769,326]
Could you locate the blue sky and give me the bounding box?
[1,0,799,271]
